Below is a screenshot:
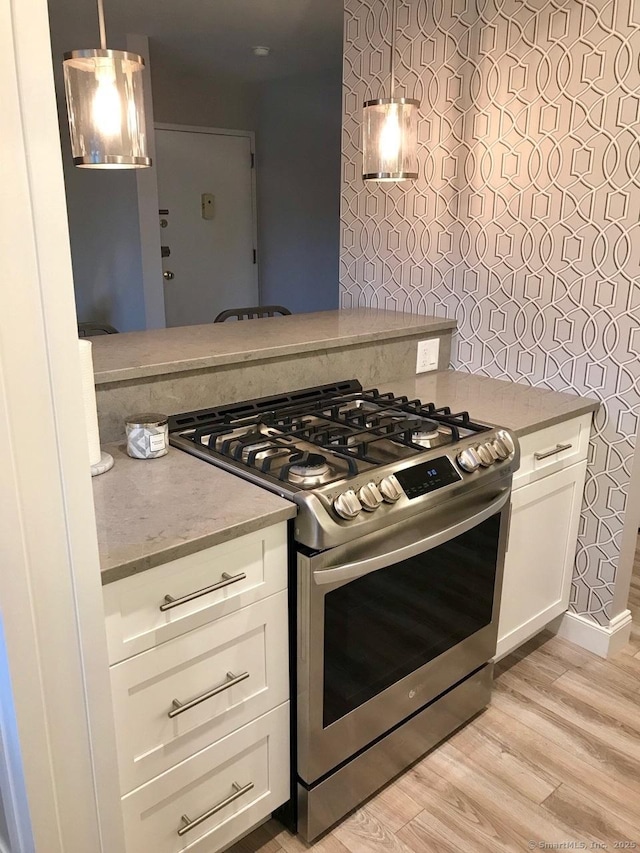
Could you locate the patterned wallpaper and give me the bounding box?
[340,0,640,625]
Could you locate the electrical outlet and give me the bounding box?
[416,338,440,373]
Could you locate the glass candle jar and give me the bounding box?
[125,412,169,459]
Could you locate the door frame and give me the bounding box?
[1,0,125,850]
[154,123,261,307]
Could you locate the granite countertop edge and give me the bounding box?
[94,443,297,586]
[100,504,296,586]
[402,370,600,438]
[92,317,456,386]
[509,400,599,436]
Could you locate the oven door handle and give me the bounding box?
[312,488,510,586]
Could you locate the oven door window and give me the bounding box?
[323,513,500,728]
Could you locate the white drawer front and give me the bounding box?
[104,523,287,664]
[121,703,289,853]
[514,414,591,487]
[111,591,289,793]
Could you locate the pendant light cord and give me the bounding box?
[390,0,397,99]
[97,0,107,49]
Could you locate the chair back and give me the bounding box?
[214,305,292,322]
[78,322,119,337]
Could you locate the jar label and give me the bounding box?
[149,433,166,452]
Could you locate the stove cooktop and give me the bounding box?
[169,380,489,491]
[169,380,519,549]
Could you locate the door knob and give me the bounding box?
[163,270,175,280]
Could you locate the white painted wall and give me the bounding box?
[255,69,341,312]
[151,52,258,131]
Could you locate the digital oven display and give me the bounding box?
[395,456,462,499]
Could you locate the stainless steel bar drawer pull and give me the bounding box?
[160,571,246,612]
[168,671,250,719]
[178,781,254,836]
[534,442,573,461]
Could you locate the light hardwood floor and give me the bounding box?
[228,543,640,852]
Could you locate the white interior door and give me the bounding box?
[155,127,258,327]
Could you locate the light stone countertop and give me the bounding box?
[94,443,297,585]
[381,370,600,436]
[93,370,598,584]
[90,309,456,385]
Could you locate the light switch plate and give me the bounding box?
[416,338,440,373]
[201,193,215,220]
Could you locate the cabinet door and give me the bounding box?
[496,460,587,659]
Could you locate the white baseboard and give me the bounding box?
[548,609,633,658]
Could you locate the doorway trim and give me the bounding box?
[154,123,261,304]
[2,0,125,850]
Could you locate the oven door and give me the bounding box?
[296,483,510,785]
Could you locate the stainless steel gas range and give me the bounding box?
[169,379,520,841]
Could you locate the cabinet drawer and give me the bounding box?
[121,702,289,853]
[514,415,591,487]
[111,591,289,793]
[104,523,287,664]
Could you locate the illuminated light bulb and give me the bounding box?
[92,59,121,138]
[127,88,139,136]
[379,107,401,163]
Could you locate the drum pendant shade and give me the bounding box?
[63,0,151,169]
[362,0,419,182]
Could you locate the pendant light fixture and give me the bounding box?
[63,0,151,169]
[362,0,419,182]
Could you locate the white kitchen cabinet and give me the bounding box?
[103,522,290,853]
[496,414,591,659]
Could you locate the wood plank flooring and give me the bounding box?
[228,542,640,852]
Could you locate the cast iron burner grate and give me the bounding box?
[169,380,491,483]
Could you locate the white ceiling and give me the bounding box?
[50,0,344,82]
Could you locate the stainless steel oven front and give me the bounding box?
[294,480,511,837]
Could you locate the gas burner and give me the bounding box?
[404,418,444,449]
[412,428,440,442]
[330,434,358,447]
[172,379,494,499]
[239,439,275,463]
[287,453,333,485]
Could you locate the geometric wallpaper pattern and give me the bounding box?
[340,0,640,625]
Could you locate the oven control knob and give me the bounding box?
[456,447,481,473]
[379,474,403,503]
[476,443,495,467]
[491,436,510,461]
[333,489,363,520]
[496,429,515,457]
[358,481,383,511]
